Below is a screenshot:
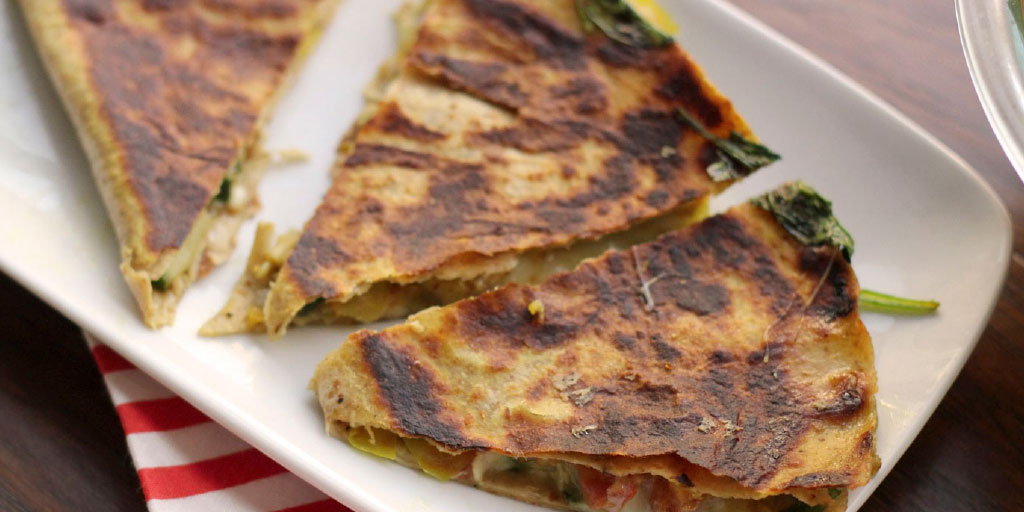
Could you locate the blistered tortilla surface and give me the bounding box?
[314,204,879,496]
[268,0,757,333]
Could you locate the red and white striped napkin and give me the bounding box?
[85,335,352,512]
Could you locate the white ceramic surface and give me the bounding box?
[958,0,1024,182]
[0,1,1011,511]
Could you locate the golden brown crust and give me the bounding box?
[17,0,336,326]
[264,0,759,335]
[313,203,879,497]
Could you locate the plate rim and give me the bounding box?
[0,0,1013,511]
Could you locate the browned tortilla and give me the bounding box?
[17,0,338,326]
[313,202,878,506]
[216,0,763,337]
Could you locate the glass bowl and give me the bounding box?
[958,0,1024,182]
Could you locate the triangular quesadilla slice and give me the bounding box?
[312,182,878,512]
[203,0,778,337]
[18,0,340,327]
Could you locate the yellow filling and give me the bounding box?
[153,207,215,289]
[340,428,830,512]
[152,160,248,289]
[626,0,678,35]
[347,426,399,460]
[300,197,709,325]
[404,437,476,481]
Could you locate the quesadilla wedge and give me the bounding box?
[312,182,878,512]
[18,0,339,327]
[203,0,778,338]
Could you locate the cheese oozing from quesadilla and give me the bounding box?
[203,0,777,338]
[312,183,878,512]
[17,0,340,327]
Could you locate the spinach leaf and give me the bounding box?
[298,297,325,316]
[151,276,169,292]
[213,161,242,203]
[575,0,673,48]
[213,177,232,203]
[750,181,853,261]
[677,108,780,181]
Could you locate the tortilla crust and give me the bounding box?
[17,0,336,326]
[262,0,759,335]
[313,203,879,500]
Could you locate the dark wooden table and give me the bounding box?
[2,1,1022,511]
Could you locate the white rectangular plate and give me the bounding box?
[0,1,1011,511]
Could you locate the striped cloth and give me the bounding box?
[86,335,352,512]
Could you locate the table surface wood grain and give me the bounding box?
[2,1,1023,511]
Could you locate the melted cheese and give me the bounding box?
[153,153,267,288]
[299,197,709,325]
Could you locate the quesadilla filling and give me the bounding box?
[202,196,707,335]
[333,424,844,512]
[311,183,878,512]
[96,0,339,328]
[20,0,340,328]
[204,0,775,336]
[142,151,269,297]
[140,4,334,297]
[299,197,708,325]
